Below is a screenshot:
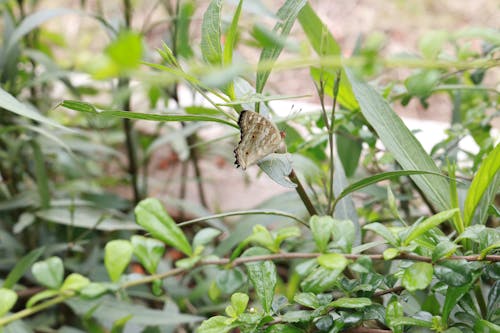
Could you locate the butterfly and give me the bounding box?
[234,110,285,170]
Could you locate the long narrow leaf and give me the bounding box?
[255,0,306,94]
[30,141,50,209]
[201,0,223,65]
[59,100,237,128]
[298,3,358,110]
[3,247,45,288]
[0,87,66,130]
[463,143,500,226]
[222,0,243,99]
[344,68,450,211]
[335,170,449,205]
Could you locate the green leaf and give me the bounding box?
[282,310,312,323]
[60,273,90,292]
[335,170,448,206]
[3,247,44,288]
[30,141,50,209]
[131,235,165,275]
[363,223,399,246]
[309,215,334,252]
[344,68,450,211]
[390,317,432,328]
[134,198,192,256]
[464,143,500,226]
[330,297,371,309]
[243,247,277,314]
[331,219,355,253]
[274,227,301,247]
[197,316,235,333]
[32,256,64,289]
[193,228,222,249]
[405,70,441,97]
[0,288,18,316]
[247,225,276,252]
[256,0,307,94]
[336,131,362,177]
[106,31,143,70]
[317,253,348,271]
[80,283,110,299]
[293,293,320,309]
[403,209,459,245]
[298,3,358,110]
[223,0,242,66]
[110,314,133,333]
[300,265,343,293]
[474,320,500,333]
[432,240,458,262]
[386,300,404,333]
[26,289,59,308]
[59,100,237,128]
[230,292,249,316]
[442,284,470,324]
[402,262,433,292]
[0,87,65,129]
[435,260,474,287]
[105,240,133,282]
[176,0,195,59]
[383,248,400,260]
[201,0,223,65]
[215,268,246,295]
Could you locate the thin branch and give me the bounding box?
[289,169,318,216]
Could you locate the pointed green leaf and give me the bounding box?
[256,0,307,94]
[59,100,237,129]
[345,68,450,211]
[26,289,59,308]
[197,316,235,333]
[105,240,133,282]
[464,143,500,226]
[201,0,223,65]
[3,247,45,288]
[135,198,192,256]
[243,247,277,314]
[363,222,399,246]
[403,209,458,245]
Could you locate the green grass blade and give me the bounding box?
[59,100,238,129]
[30,141,50,209]
[463,143,500,226]
[222,0,243,99]
[176,0,195,58]
[0,87,66,130]
[344,68,450,211]
[3,247,45,288]
[255,0,306,95]
[298,4,358,110]
[201,0,223,65]
[335,170,449,206]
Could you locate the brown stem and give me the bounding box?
[289,169,317,216]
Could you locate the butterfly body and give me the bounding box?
[234,110,283,170]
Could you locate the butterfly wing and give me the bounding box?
[234,110,282,170]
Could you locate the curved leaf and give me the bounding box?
[344,68,450,211]
[59,100,237,128]
[463,143,500,226]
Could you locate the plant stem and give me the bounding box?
[289,169,317,216]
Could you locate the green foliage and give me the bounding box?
[0,0,498,332]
